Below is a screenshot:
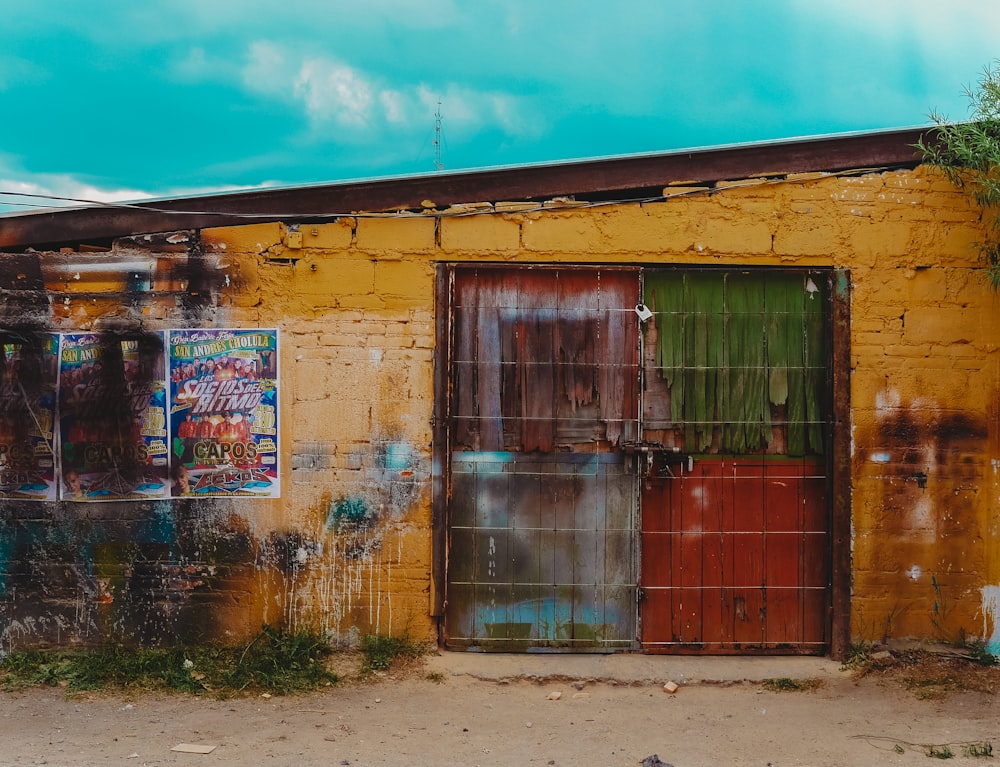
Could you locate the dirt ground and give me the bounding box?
[2,651,998,767]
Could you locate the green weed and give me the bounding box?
[842,639,875,669]
[926,744,954,759]
[0,626,338,696]
[964,641,998,667]
[359,633,425,673]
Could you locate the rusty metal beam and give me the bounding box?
[0,128,929,250]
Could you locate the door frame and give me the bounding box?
[430,263,853,660]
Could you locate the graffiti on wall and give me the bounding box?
[274,437,430,638]
[0,236,432,650]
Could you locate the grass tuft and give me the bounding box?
[0,625,338,697]
[964,641,998,667]
[926,744,955,759]
[842,639,875,670]
[359,633,425,674]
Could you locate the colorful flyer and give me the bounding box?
[0,334,58,500]
[168,329,279,498]
[58,332,169,501]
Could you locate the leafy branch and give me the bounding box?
[917,60,1000,288]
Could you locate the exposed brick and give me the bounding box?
[440,214,521,252]
[355,217,436,252]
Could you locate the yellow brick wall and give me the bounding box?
[201,164,1000,649]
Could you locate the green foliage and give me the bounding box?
[917,60,1000,288]
[926,744,955,759]
[222,625,338,694]
[842,638,875,669]
[964,640,998,667]
[359,633,424,673]
[0,626,338,696]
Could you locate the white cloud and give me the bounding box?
[242,40,297,96]
[295,58,375,127]
[0,173,155,214]
[417,84,546,139]
[237,41,542,141]
[0,163,280,215]
[170,46,243,84]
[380,89,408,124]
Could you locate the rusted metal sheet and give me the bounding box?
[0,128,928,250]
[445,267,640,650]
[445,452,636,649]
[450,267,640,453]
[430,265,451,618]
[638,269,833,654]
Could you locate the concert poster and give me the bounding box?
[57,332,169,501]
[168,329,279,498]
[0,334,58,501]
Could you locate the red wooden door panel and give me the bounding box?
[640,457,828,653]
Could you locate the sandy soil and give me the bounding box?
[2,655,998,767]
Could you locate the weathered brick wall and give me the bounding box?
[202,221,437,646]
[206,166,996,649]
[3,165,997,651]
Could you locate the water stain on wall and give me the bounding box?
[858,395,990,639]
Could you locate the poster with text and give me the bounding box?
[58,332,169,501]
[0,334,59,501]
[168,329,279,498]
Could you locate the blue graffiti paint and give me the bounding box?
[327,497,370,531]
[382,442,413,471]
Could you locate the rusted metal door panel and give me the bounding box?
[640,457,828,652]
[445,263,641,651]
[445,452,636,649]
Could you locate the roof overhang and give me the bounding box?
[0,127,930,250]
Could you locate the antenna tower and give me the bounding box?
[433,102,444,171]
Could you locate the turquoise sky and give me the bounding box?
[2,0,1000,212]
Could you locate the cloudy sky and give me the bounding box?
[2,0,1000,213]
